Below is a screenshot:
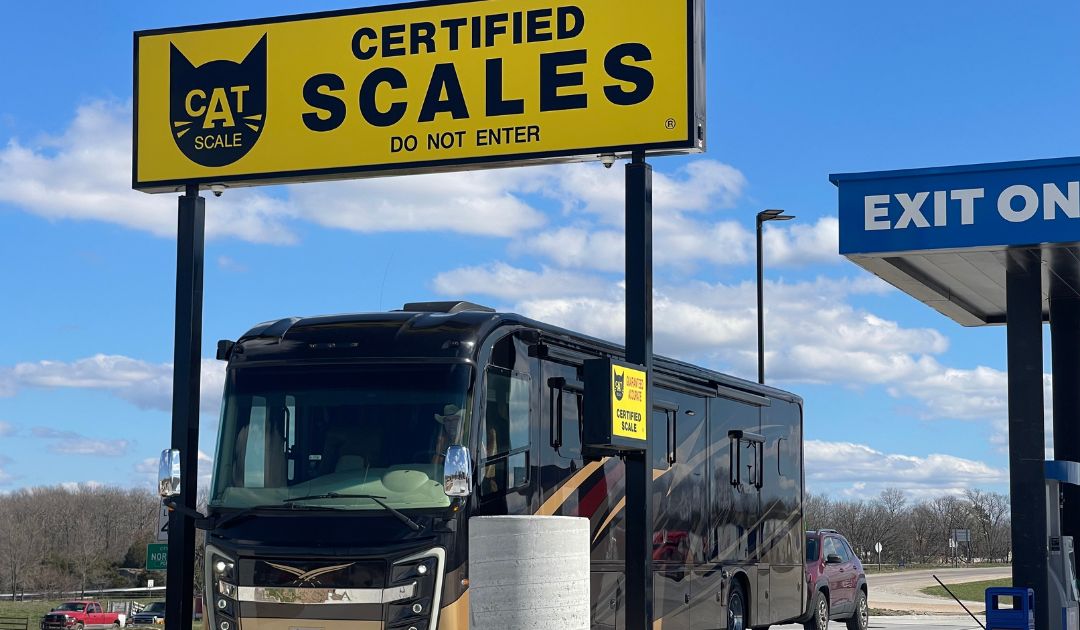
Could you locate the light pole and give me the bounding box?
[756,209,795,384]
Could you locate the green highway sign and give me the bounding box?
[147,543,168,571]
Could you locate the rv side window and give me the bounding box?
[285,395,296,481]
[243,397,268,488]
[480,367,531,495]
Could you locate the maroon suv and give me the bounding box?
[802,530,868,630]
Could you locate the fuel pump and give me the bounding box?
[1046,460,1080,630]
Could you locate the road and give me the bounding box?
[770,567,1009,628]
[865,567,1011,614]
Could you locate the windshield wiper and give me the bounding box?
[284,493,423,532]
[213,503,343,530]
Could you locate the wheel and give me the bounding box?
[727,581,747,630]
[74,623,84,630]
[845,589,868,630]
[113,622,121,630]
[803,590,829,630]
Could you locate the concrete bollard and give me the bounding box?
[469,515,590,630]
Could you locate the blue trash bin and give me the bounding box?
[985,587,1035,630]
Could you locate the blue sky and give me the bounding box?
[1,1,1078,498]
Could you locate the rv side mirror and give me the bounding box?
[443,445,473,497]
[158,449,181,498]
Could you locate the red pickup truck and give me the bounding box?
[41,601,126,630]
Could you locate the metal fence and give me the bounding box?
[0,617,29,630]
[1,587,166,602]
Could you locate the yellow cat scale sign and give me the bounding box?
[133,0,705,192]
[611,365,647,441]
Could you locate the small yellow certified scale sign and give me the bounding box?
[133,0,706,192]
[611,364,647,440]
[584,358,648,452]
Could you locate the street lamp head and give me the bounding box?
[757,208,796,223]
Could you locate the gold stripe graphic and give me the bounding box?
[535,458,606,516]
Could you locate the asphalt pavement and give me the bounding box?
[775,616,985,630]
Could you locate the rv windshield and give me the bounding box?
[210,364,472,512]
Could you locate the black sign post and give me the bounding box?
[165,184,204,630]
[624,151,654,630]
[1049,250,1080,550]
[1005,250,1049,630]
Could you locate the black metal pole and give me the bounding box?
[624,152,653,630]
[166,184,205,630]
[1049,249,1080,547]
[1005,249,1049,630]
[756,216,765,384]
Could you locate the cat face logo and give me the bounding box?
[613,369,625,401]
[169,35,267,167]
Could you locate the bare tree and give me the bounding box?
[0,484,160,595]
[804,492,831,532]
[1,490,46,598]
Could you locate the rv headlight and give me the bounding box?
[212,555,235,581]
[211,553,237,597]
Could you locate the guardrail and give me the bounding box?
[1,587,167,601]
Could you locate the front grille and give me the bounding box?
[245,558,387,588]
[213,548,444,630]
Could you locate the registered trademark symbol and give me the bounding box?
[665,118,677,130]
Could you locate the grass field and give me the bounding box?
[921,578,1012,602]
[0,600,59,624]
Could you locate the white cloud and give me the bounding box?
[763,216,842,266]
[290,169,547,237]
[32,427,129,456]
[0,101,298,244]
[431,262,609,301]
[519,227,626,273]
[522,215,844,274]
[516,161,754,273]
[0,354,225,414]
[522,219,755,273]
[0,421,14,437]
[806,439,1007,498]
[502,276,945,383]
[0,101,551,243]
[0,101,766,270]
[548,159,747,225]
[895,364,1011,421]
[656,161,748,213]
[507,167,841,274]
